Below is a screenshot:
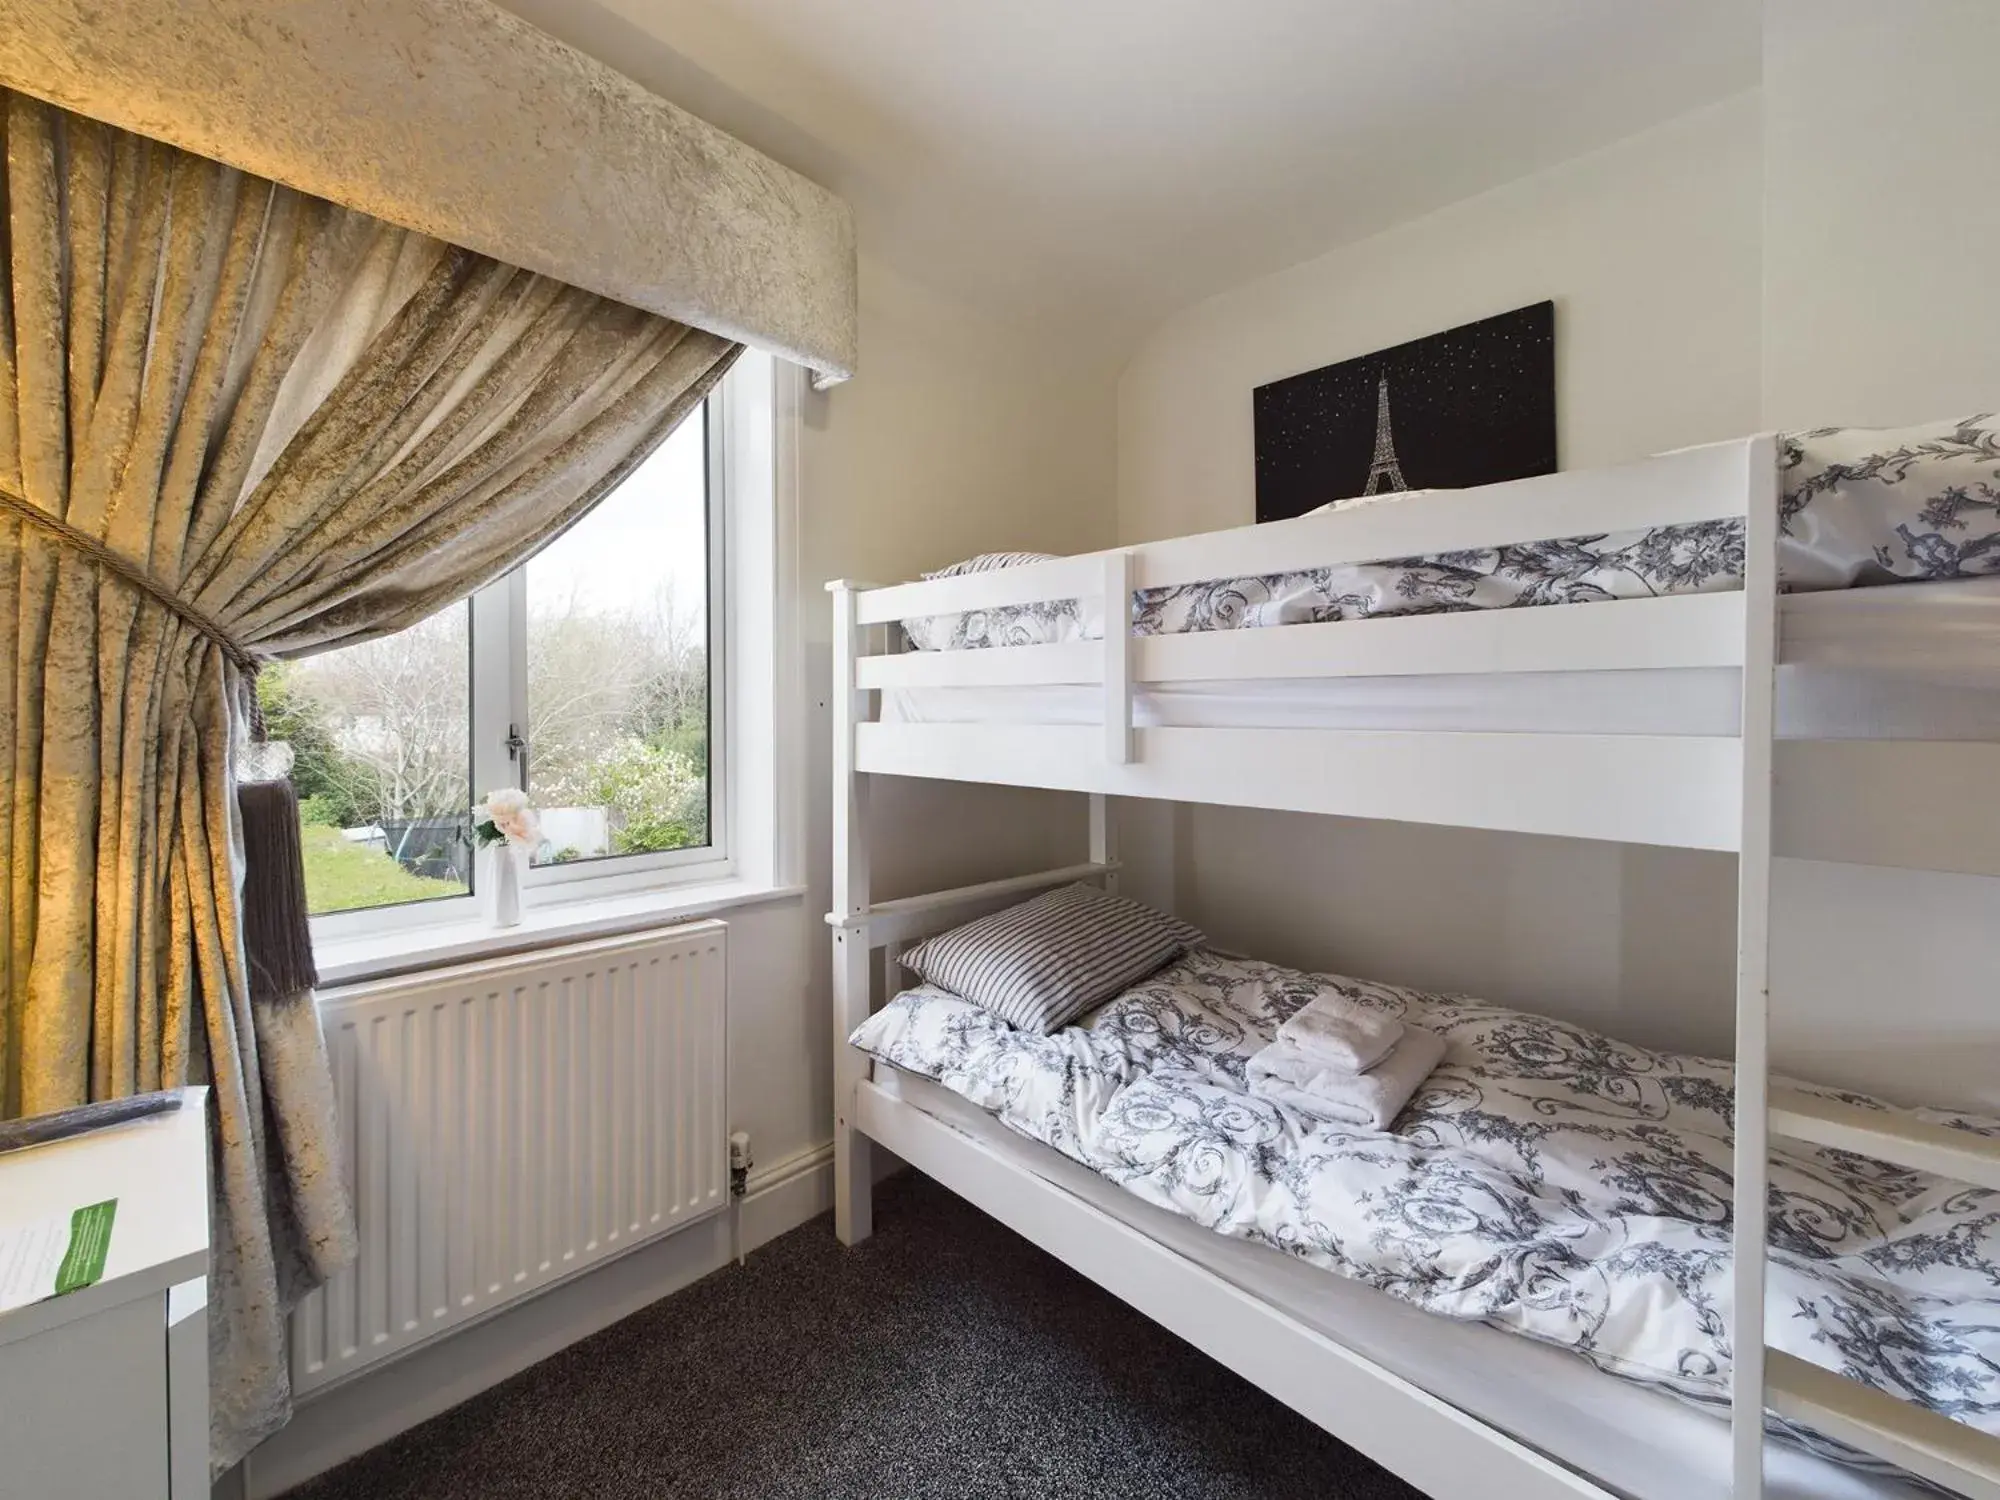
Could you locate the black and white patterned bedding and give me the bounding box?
[904,417,2000,651]
[850,949,2000,1463]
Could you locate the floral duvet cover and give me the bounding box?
[851,948,2000,1467]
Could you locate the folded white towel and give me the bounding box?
[1246,1025,1448,1133]
[1274,994,1403,1074]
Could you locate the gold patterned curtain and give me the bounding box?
[0,90,739,1470]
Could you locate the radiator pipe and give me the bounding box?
[728,1131,752,1267]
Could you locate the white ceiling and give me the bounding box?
[495,0,1759,355]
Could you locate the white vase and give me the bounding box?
[478,843,529,928]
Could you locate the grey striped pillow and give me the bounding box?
[903,884,1204,1035]
[920,551,1058,579]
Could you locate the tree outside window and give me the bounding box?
[275,405,715,916]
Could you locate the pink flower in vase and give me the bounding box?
[477,789,542,850]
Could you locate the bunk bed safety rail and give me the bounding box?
[848,551,1138,765]
[852,553,1112,627]
[1131,439,1752,593]
[849,439,1753,638]
[843,437,1766,715]
[853,588,1753,692]
[823,860,1123,950]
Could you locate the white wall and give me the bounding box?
[1118,95,1763,1062]
[1118,93,1764,544]
[1753,0,2000,1108]
[1762,0,2000,428]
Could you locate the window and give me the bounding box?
[280,399,721,920]
[260,605,473,915]
[520,408,718,874]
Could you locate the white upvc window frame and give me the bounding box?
[463,397,732,901]
[310,353,799,961]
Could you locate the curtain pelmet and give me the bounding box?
[0,87,740,1470]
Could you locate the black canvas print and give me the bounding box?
[1253,301,1556,523]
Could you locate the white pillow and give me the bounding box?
[1302,487,1449,518]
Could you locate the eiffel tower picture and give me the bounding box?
[1252,300,1555,524]
[1361,375,1409,495]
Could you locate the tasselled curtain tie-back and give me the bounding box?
[0,483,272,733]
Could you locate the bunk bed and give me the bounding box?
[826,423,2000,1500]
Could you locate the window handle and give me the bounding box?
[505,724,529,790]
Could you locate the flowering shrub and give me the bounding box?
[587,739,707,854]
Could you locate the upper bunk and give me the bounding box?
[830,421,2000,878]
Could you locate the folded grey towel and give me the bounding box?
[1246,1025,1448,1132]
[1274,992,1403,1073]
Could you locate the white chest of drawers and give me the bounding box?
[0,1088,210,1499]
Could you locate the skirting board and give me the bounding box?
[235,1142,845,1499]
[738,1141,835,1250]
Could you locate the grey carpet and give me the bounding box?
[282,1172,1427,1499]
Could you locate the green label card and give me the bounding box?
[53,1200,116,1296]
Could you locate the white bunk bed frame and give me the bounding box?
[825,435,2000,1500]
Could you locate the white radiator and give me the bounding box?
[290,922,728,1397]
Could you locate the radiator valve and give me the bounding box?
[729,1130,752,1199]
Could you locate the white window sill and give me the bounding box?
[312,878,807,989]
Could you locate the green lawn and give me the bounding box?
[300,824,468,915]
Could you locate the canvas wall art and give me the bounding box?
[1253,301,1556,523]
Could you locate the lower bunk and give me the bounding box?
[858,1070,1922,1500]
[845,938,1996,1500]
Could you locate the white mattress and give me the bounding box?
[885,577,2000,740]
[874,1063,1927,1500]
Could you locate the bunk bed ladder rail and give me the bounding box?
[1756,1107,2000,1496]
[1730,435,1780,1499]
[1728,432,2000,1499]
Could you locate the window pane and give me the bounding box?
[526,407,709,865]
[262,604,473,915]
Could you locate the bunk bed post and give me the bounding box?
[1089,795,1118,895]
[1091,540,1123,887]
[1730,435,1782,1498]
[1104,549,1133,764]
[829,580,875,1245]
